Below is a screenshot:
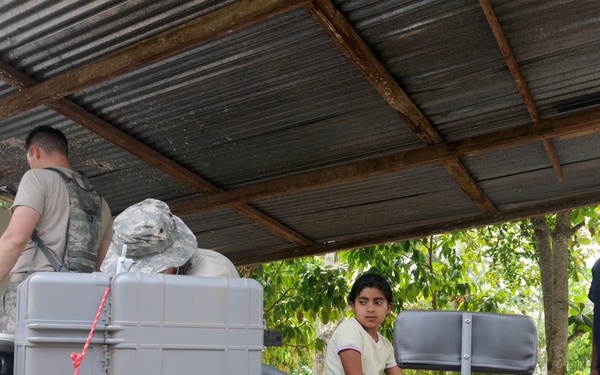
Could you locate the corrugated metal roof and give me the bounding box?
[1,0,600,265]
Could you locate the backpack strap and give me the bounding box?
[30,231,69,272]
[44,167,93,191]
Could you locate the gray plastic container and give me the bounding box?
[15,272,265,375]
[15,272,110,375]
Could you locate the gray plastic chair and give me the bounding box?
[394,310,538,375]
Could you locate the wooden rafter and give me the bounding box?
[169,106,600,215]
[480,0,564,181]
[306,0,497,214]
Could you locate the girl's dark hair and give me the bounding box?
[25,125,69,157]
[348,273,393,304]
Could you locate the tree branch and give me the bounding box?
[264,286,294,314]
[525,225,551,234]
[568,328,586,344]
[569,221,586,236]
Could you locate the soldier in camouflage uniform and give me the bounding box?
[0,126,113,347]
[101,198,239,278]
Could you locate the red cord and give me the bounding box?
[71,286,111,375]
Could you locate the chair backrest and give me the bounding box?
[394,310,538,375]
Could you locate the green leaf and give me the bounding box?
[578,237,591,245]
[571,314,585,326]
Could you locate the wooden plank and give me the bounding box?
[480,0,564,181]
[441,159,497,213]
[552,108,600,135]
[480,0,539,124]
[0,60,34,88]
[542,139,564,181]
[232,203,313,245]
[306,0,441,145]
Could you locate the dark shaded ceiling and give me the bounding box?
[1,0,600,265]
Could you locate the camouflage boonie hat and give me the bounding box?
[100,198,197,275]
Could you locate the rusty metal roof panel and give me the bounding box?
[0,109,273,254]
[0,82,15,99]
[462,133,600,184]
[2,0,600,265]
[0,0,238,78]
[254,164,478,242]
[479,158,600,210]
[553,134,600,165]
[333,0,532,141]
[460,142,552,182]
[185,209,293,255]
[66,8,422,189]
[492,0,600,116]
[461,132,600,211]
[0,107,199,212]
[334,0,600,140]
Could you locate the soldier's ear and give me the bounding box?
[28,145,42,158]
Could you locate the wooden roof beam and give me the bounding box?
[306,0,497,214]
[170,106,600,215]
[480,0,564,181]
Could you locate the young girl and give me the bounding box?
[325,273,404,375]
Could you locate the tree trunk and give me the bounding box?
[531,212,575,375]
[312,321,334,375]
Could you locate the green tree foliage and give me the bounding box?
[0,199,10,209]
[249,258,350,373]
[250,207,599,374]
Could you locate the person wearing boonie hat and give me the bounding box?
[100,198,239,278]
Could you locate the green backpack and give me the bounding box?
[31,168,103,273]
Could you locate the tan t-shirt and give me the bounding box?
[183,248,240,278]
[10,167,112,274]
